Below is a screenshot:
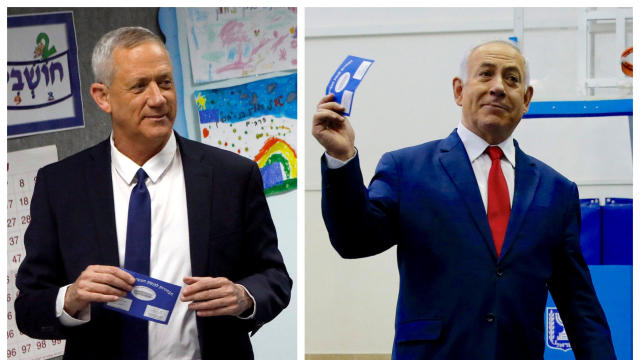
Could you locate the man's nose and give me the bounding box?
[146,82,167,107]
[489,77,506,98]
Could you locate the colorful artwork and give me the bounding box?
[185,7,297,83]
[196,73,297,195]
[7,12,84,138]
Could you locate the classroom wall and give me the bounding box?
[305,7,632,355]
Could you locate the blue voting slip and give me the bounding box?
[326,55,374,115]
[579,199,602,265]
[104,269,181,325]
[602,198,632,265]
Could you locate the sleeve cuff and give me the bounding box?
[56,285,91,326]
[325,149,357,169]
[236,284,257,320]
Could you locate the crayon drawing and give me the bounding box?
[196,73,297,195]
[185,7,297,83]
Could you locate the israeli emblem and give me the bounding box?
[546,307,571,351]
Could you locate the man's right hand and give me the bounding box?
[64,265,135,317]
[312,94,356,161]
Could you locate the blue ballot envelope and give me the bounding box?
[104,269,181,324]
[326,55,374,115]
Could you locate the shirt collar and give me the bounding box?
[457,122,516,168]
[111,132,177,185]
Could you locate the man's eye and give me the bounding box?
[160,79,173,88]
[508,75,520,83]
[479,71,492,77]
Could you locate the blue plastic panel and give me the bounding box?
[524,99,632,118]
[544,265,631,360]
[579,198,602,265]
[602,198,632,265]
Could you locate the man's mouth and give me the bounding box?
[144,114,168,120]
[483,103,509,111]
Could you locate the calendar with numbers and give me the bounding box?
[7,145,64,360]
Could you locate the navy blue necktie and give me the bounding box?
[122,168,150,360]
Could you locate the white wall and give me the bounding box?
[305,7,632,354]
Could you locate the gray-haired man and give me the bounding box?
[16,26,291,360]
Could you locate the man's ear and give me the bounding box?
[452,77,464,106]
[522,86,534,114]
[90,83,111,114]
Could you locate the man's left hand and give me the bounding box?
[180,276,253,317]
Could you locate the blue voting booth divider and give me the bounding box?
[579,199,602,265]
[543,198,632,359]
[602,198,633,265]
[578,198,632,265]
[544,266,632,360]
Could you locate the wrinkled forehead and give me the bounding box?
[468,42,526,72]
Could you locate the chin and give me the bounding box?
[142,125,173,141]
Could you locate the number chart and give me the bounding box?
[7,145,63,360]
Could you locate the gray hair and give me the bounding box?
[458,40,530,88]
[91,26,166,86]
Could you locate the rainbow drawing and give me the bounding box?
[196,74,297,196]
[254,137,297,195]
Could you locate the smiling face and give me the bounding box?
[91,41,176,158]
[453,42,533,144]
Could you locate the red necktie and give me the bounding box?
[486,146,510,257]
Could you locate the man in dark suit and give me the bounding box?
[312,40,615,359]
[16,27,291,359]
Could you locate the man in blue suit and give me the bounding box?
[16,27,291,359]
[312,40,615,359]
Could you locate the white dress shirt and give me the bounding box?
[56,133,201,359]
[324,122,515,212]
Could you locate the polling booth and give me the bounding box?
[544,198,632,359]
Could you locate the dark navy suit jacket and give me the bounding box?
[16,134,292,360]
[321,130,615,360]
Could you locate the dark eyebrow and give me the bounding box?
[478,62,522,74]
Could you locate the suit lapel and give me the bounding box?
[176,135,212,277]
[500,141,540,261]
[439,131,497,261]
[85,139,120,266]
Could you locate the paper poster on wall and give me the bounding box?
[196,73,297,196]
[185,7,297,83]
[7,145,64,360]
[7,12,84,138]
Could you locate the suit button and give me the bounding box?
[496,268,504,277]
[486,313,495,323]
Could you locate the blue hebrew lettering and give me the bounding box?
[41,62,50,86]
[10,68,24,91]
[49,61,64,84]
[23,65,41,98]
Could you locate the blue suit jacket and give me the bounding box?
[321,130,614,360]
[16,134,292,360]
